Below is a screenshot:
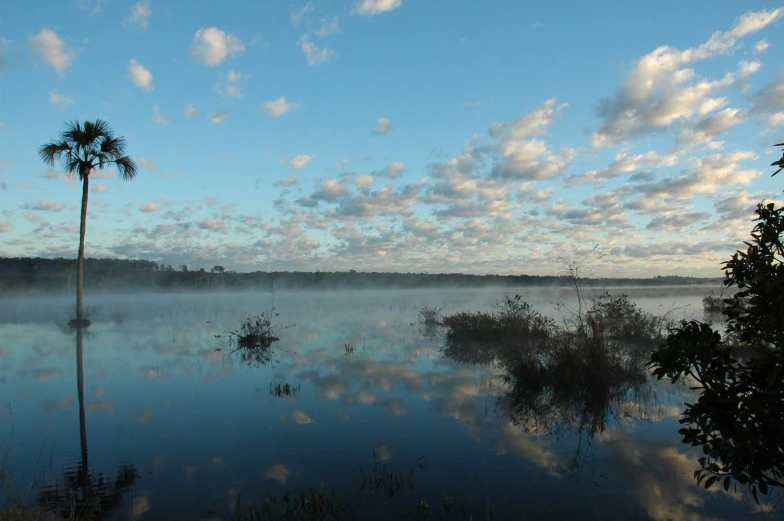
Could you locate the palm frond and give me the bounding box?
[774,142,784,147]
[65,156,84,178]
[99,135,127,159]
[38,141,72,167]
[113,156,138,181]
[774,168,783,177]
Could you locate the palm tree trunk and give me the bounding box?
[76,173,90,321]
[76,328,89,485]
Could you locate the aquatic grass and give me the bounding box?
[358,452,423,498]
[230,312,280,349]
[417,306,442,326]
[270,382,299,397]
[233,487,351,521]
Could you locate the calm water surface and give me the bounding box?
[0,286,771,520]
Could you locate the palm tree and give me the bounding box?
[39,120,137,326]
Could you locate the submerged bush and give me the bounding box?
[417,306,442,326]
[442,293,661,438]
[441,294,555,344]
[230,312,280,349]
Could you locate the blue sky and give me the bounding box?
[1,0,784,276]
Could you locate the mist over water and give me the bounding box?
[0,286,764,520]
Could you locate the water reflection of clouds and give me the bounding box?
[0,290,766,520]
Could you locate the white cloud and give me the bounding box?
[766,112,784,127]
[371,117,392,136]
[754,39,769,54]
[124,1,151,28]
[49,90,74,110]
[567,150,679,187]
[139,202,160,213]
[184,103,198,117]
[0,222,13,233]
[264,96,300,117]
[352,0,402,16]
[216,70,246,98]
[151,105,167,125]
[291,2,314,26]
[209,111,230,124]
[91,183,107,194]
[290,154,315,169]
[592,8,782,148]
[75,0,104,13]
[314,17,341,38]
[29,29,73,74]
[275,177,298,187]
[297,34,337,66]
[191,27,245,66]
[377,162,406,178]
[138,158,156,171]
[128,59,154,91]
[27,200,65,212]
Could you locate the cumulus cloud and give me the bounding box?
[314,17,341,38]
[151,105,167,125]
[217,70,246,98]
[49,90,74,110]
[567,151,679,187]
[29,29,73,74]
[646,212,712,232]
[275,177,298,187]
[297,34,337,66]
[376,162,406,179]
[263,96,300,117]
[591,8,781,148]
[370,117,392,136]
[124,1,151,28]
[137,158,156,171]
[91,183,107,194]
[128,59,154,91]
[139,202,160,213]
[0,222,12,233]
[755,39,769,53]
[184,103,198,117]
[290,154,315,169]
[25,200,66,212]
[209,111,230,124]
[291,2,313,26]
[752,76,784,124]
[191,27,245,66]
[352,0,402,16]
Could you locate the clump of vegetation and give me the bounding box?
[442,295,554,344]
[270,382,299,397]
[702,291,725,313]
[234,487,351,521]
[417,306,442,326]
[344,342,354,357]
[358,452,423,498]
[443,292,662,439]
[649,145,784,502]
[230,312,280,349]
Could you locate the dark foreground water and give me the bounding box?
[0,286,774,520]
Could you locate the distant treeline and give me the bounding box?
[0,257,721,294]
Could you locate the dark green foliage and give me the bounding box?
[649,162,784,501]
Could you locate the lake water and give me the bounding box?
[0,286,770,520]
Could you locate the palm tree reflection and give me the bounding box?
[38,328,137,519]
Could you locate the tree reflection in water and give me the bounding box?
[38,327,137,520]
